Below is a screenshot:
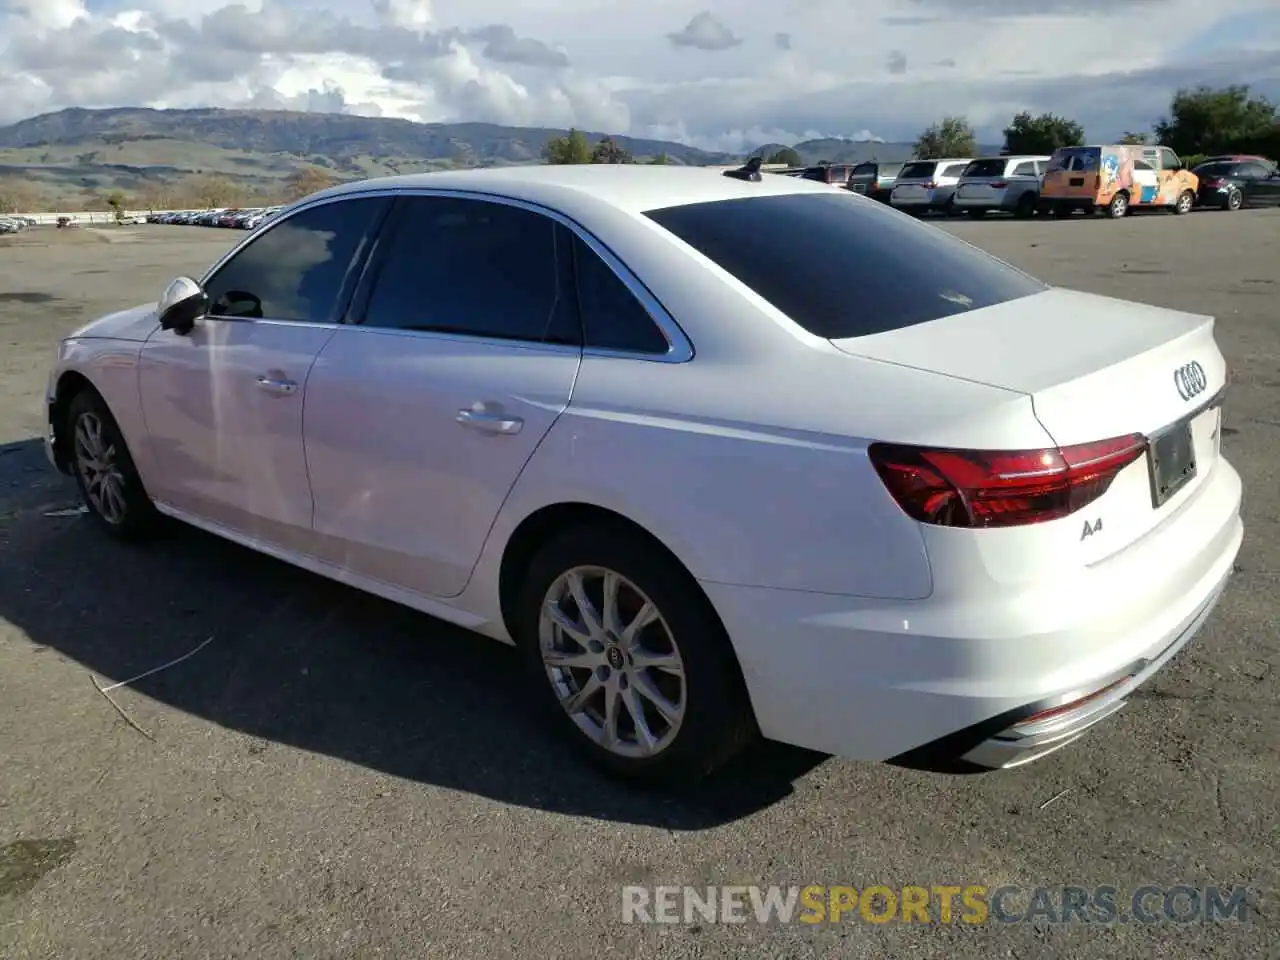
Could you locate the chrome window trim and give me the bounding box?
[200,185,694,364]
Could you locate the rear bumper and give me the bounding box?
[702,457,1244,771]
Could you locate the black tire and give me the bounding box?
[65,388,158,540]
[1223,189,1243,211]
[1051,204,1072,218]
[1106,191,1129,218]
[1173,190,1194,215]
[514,524,757,784]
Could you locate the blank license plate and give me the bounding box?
[1148,422,1197,507]
[852,184,866,192]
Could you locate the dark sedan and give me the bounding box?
[1192,159,1280,210]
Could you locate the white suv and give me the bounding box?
[889,158,972,214]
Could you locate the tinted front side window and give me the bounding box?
[204,197,386,323]
[645,193,1046,340]
[361,196,575,344]
[572,237,669,355]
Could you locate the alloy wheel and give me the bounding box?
[73,411,128,524]
[538,565,686,758]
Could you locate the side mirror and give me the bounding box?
[158,276,208,335]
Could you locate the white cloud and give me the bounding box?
[0,0,1277,148]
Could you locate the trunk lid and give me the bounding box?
[830,286,1226,561]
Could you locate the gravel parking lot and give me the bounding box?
[1,211,1277,959]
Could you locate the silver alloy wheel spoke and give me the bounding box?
[538,565,687,759]
[74,412,127,524]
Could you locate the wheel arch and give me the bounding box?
[48,369,99,472]
[496,501,755,709]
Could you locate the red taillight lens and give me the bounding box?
[923,181,937,189]
[1202,178,1223,187]
[990,180,1009,189]
[867,434,1147,529]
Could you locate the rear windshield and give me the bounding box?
[964,159,1008,178]
[898,161,937,179]
[1046,147,1099,172]
[851,163,878,176]
[1192,162,1234,177]
[644,193,1047,340]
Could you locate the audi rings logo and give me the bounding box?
[1173,361,1208,401]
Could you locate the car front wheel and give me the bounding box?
[515,525,756,784]
[67,389,157,540]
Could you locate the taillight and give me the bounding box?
[989,180,1009,189]
[923,181,938,189]
[867,434,1147,529]
[1202,178,1223,188]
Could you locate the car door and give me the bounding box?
[1244,162,1280,205]
[302,193,583,598]
[137,195,390,551]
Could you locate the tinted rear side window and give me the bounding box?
[645,193,1046,340]
[898,161,937,179]
[965,159,1008,178]
[852,163,877,176]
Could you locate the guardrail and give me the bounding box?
[2,210,209,225]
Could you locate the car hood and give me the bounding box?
[67,302,160,342]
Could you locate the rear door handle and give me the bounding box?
[457,408,523,435]
[256,375,298,395]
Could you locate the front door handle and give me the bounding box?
[457,407,523,435]
[256,375,298,396]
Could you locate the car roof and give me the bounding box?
[306,164,841,217]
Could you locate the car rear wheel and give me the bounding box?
[66,389,157,540]
[1106,192,1129,218]
[1223,189,1243,211]
[515,525,756,784]
[1173,190,1194,215]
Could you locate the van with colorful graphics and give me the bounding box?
[1039,144,1199,219]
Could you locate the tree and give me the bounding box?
[767,147,802,166]
[648,152,670,165]
[1001,111,1084,155]
[914,116,977,158]
[285,165,335,201]
[543,129,592,164]
[105,191,126,222]
[0,178,42,214]
[1119,131,1151,145]
[1153,85,1277,157]
[590,136,633,164]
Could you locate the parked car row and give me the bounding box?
[0,215,36,234]
[148,206,282,229]
[777,148,1279,220]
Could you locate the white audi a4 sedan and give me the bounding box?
[44,165,1243,784]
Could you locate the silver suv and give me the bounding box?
[954,155,1050,218]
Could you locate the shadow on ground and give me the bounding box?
[0,438,827,830]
